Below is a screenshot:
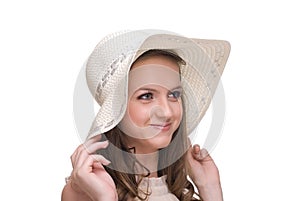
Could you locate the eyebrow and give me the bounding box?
[137,86,183,93]
[171,86,183,91]
[136,88,159,94]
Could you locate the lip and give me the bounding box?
[150,123,172,131]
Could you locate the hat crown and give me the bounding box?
[86,30,180,103]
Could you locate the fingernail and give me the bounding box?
[103,140,109,147]
[104,159,111,166]
[200,149,208,158]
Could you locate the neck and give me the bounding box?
[135,151,159,177]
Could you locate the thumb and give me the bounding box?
[192,145,211,160]
[200,148,209,159]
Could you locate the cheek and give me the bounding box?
[128,102,150,126]
[174,101,183,123]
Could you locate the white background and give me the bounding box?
[1,0,299,200]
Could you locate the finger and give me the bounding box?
[93,161,104,169]
[85,140,109,154]
[197,148,213,162]
[92,159,111,169]
[200,148,209,159]
[202,149,216,164]
[192,144,201,160]
[192,144,201,154]
[71,144,86,168]
[83,134,102,147]
[83,154,111,170]
[192,145,212,161]
[70,155,111,194]
[72,141,109,168]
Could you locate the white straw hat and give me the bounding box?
[86,29,230,139]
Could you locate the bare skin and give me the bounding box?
[188,144,223,201]
[62,135,117,201]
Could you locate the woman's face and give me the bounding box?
[118,55,183,154]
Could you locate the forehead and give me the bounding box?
[131,54,180,73]
[128,63,181,96]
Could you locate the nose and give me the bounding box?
[152,97,174,120]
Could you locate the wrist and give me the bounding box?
[196,183,223,201]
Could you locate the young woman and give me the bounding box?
[62,30,230,201]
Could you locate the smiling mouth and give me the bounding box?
[149,123,172,131]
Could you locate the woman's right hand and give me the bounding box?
[65,134,117,201]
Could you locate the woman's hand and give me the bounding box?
[187,144,223,201]
[65,134,117,201]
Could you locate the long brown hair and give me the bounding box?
[98,50,201,200]
[99,117,200,200]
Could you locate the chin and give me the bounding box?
[133,131,175,153]
[153,134,173,149]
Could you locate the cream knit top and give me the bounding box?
[133,175,179,201]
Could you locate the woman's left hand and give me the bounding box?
[187,144,223,201]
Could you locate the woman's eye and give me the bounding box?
[168,91,182,99]
[138,93,153,100]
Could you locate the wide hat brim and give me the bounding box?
[86,30,230,139]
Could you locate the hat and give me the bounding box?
[85,29,230,139]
